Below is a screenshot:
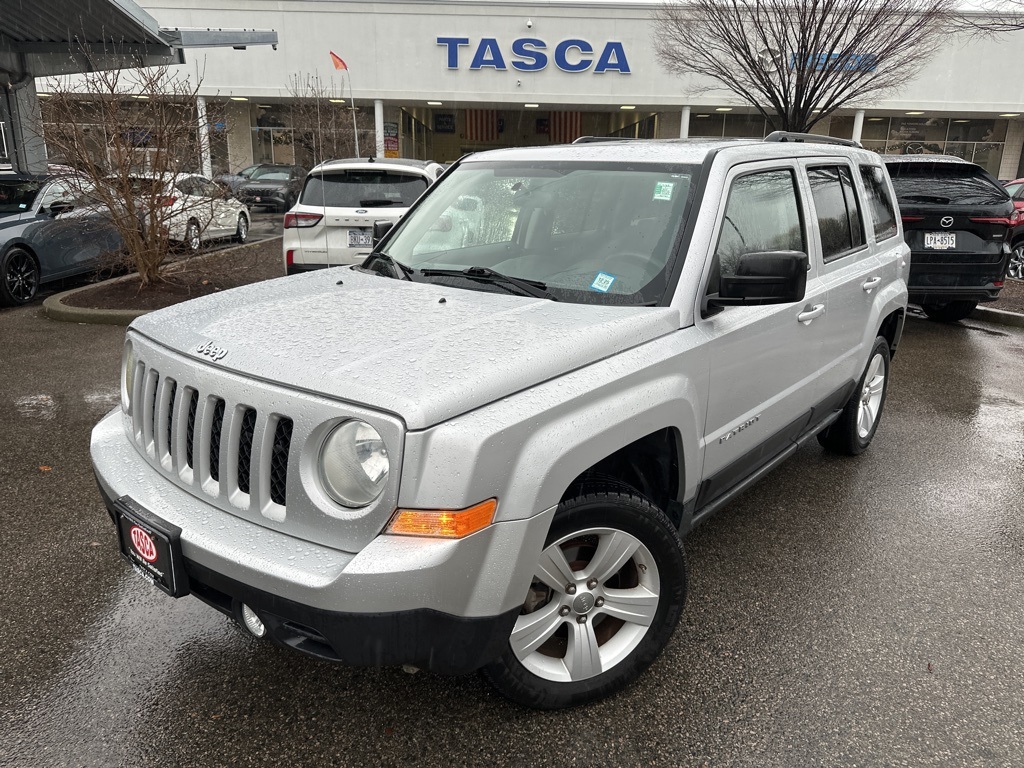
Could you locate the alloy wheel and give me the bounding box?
[1009,245,1024,280]
[857,353,886,438]
[4,251,39,303]
[511,527,660,683]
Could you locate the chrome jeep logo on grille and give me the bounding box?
[195,341,228,361]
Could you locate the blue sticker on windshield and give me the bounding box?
[591,272,616,292]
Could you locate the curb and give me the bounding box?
[972,305,1024,329]
[43,237,282,326]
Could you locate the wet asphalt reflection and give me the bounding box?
[0,305,1022,766]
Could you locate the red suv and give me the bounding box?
[1001,177,1024,280]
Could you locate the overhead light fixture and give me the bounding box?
[130,94,149,100]
[427,101,443,106]
[715,107,733,112]
[257,104,272,108]
[230,96,249,102]
[37,92,51,97]
[696,114,710,118]
[905,111,924,115]
[999,113,1020,117]
[867,117,884,121]
[620,105,636,111]
[525,103,539,108]
[329,98,345,103]
[953,119,970,123]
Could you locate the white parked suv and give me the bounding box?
[92,134,908,710]
[128,173,251,252]
[282,157,443,273]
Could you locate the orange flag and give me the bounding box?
[329,51,348,71]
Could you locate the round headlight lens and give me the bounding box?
[121,340,135,412]
[319,420,389,507]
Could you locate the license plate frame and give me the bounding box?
[348,229,373,248]
[924,232,956,250]
[113,496,189,597]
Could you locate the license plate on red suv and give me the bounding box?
[114,496,188,597]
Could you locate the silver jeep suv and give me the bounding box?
[91,133,909,709]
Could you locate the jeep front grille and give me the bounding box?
[131,363,292,510]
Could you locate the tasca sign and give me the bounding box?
[437,37,631,73]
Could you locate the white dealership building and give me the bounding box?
[39,0,1024,178]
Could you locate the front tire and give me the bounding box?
[920,300,977,322]
[482,489,686,709]
[818,336,890,455]
[234,213,249,243]
[183,219,202,253]
[0,247,40,307]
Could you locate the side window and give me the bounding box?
[859,165,898,241]
[807,165,865,262]
[714,169,805,279]
[38,180,73,209]
[175,178,198,197]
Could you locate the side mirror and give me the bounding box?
[372,219,394,245]
[710,251,808,308]
[49,201,75,217]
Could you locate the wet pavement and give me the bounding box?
[0,306,1022,767]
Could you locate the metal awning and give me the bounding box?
[0,0,277,77]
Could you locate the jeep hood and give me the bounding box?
[130,268,680,430]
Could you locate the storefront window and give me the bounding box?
[723,113,766,137]
[688,113,725,137]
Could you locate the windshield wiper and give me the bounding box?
[365,252,415,281]
[419,266,558,301]
[359,199,397,207]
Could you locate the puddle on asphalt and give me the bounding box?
[14,394,58,420]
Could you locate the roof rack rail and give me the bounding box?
[571,136,634,144]
[764,131,862,148]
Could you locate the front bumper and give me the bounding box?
[91,408,553,673]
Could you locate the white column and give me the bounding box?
[680,106,691,139]
[197,95,213,177]
[851,109,866,144]
[374,99,385,158]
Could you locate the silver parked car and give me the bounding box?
[91,133,909,709]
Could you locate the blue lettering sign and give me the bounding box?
[554,39,593,72]
[470,38,507,70]
[511,38,548,71]
[437,37,470,69]
[595,42,630,74]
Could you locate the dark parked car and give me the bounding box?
[0,173,123,306]
[1001,177,1024,279]
[213,164,260,195]
[234,164,306,212]
[885,155,1015,322]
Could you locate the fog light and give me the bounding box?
[241,604,266,638]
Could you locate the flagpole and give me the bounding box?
[347,73,360,158]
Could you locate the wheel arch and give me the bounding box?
[877,307,905,360]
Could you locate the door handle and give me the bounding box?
[797,304,825,324]
[862,276,882,292]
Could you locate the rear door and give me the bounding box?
[697,161,830,509]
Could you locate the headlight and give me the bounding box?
[121,340,135,413]
[319,420,389,507]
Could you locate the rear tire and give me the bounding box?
[482,488,686,710]
[818,336,890,456]
[183,219,202,253]
[234,213,249,243]
[920,300,977,322]
[0,247,40,307]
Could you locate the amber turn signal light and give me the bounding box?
[387,499,497,539]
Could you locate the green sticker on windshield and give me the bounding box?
[653,181,674,201]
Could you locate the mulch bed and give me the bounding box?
[59,238,1024,316]
[60,238,285,312]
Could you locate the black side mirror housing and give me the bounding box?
[49,201,75,217]
[709,251,808,308]
[372,220,395,245]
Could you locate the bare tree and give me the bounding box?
[286,73,374,166]
[653,0,979,133]
[40,66,220,286]
[955,2,1024,33]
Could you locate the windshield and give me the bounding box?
[379,160,697,305]
[0,179,42,213]
[887,163,1009,206]
[301,170,428,207]
[249,166,292,181]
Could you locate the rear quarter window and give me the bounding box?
[859,165,898,240]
